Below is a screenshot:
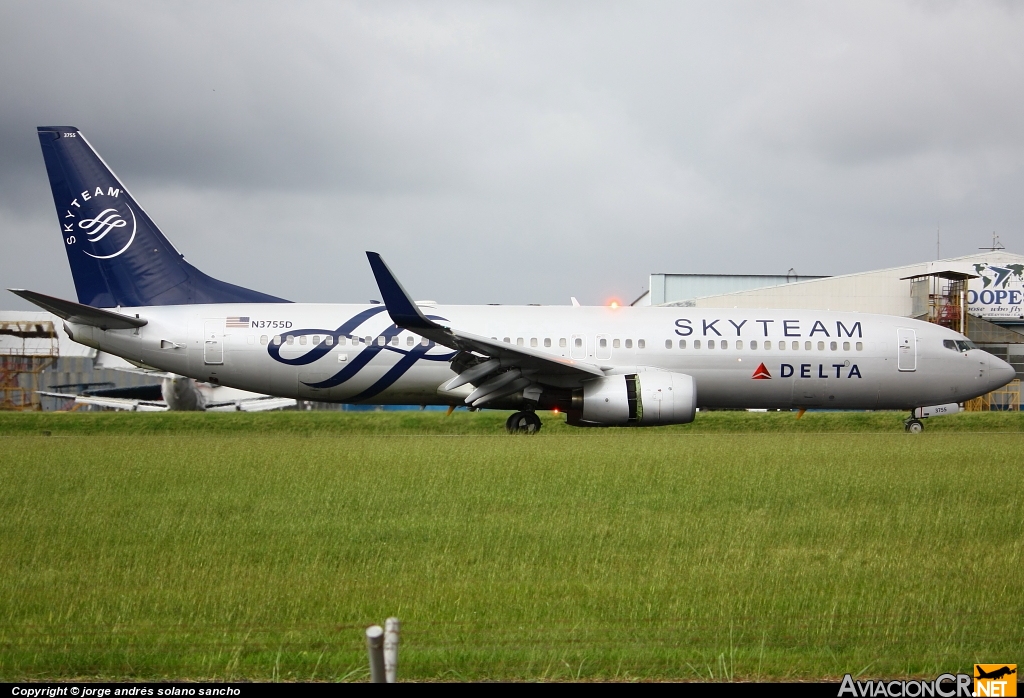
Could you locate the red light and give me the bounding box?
[552,408,560,414]
[608,298,621,309]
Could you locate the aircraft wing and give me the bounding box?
[37,391,168,411]
[204,396,298,412]
[366,252,604,378]
[94,351,172,377]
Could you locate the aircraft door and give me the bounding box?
[571,334,587,359]
[204,320,224,365]
[897,328,916,371]
[596,334,611,360]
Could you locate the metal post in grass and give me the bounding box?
[366,624,385,683]
[384,617,400,683]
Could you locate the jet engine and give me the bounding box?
[571,370,696,426]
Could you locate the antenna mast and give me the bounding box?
[979,232,1005,252]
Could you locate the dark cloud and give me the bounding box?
[2,1,1023,309]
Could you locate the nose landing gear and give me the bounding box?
[506,410,542,434]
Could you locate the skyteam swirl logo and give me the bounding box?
[79,204,137,259]
[62,186,137,260]
[267,306,457,401]
[80,208,125,240]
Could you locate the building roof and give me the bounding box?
[686,252,1024,316]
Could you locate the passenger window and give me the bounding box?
[764,340,770,349]
[792,341,799,350]
[830,341,837,351]
[421,337,429,346]
[407,336,414,346]
[391,336,399,346]
[694,340,701,349]
[299,336,307,345]
[665,339,672,349]
[326,336,333,346]
[638,339,646,349]
[339,337,347,346]
[843,341,850,351]
[723,341,729,350]
[613,339,620,348]
[817,341,824,350]
[376,336,385,346]
[805,341,812,350]
[260,335,269,345]
[625,339,633,349]
[504,337,511,343]
[737,340,743,349]
[517,338,524,346]
[708,339,715,349]
[530,338,538,347]
[574,337,583,348]
[273,335,281,345]
[750,340,757,349]
[313,335,321,345]
[365,336,372,346]
[856,342,863,351]
[559,338,567,348]
[544,338,551,347]
[679,339,686,349]
[286,335,294,345]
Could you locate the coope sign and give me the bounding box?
[968,263,1024,321]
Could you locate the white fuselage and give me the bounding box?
[65,303,1013,411]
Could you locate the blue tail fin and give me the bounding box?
[37,126,288,307]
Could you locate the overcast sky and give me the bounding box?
[2,1,1023,308]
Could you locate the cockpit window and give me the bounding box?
[943,339,957,350]
[956,340,972,352]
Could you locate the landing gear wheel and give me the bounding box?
[905,418,924,434]
[506,411,542,434]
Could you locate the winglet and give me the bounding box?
[365,252,444,331]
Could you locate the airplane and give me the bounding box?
[975,666,1016,681]
[10,126,1017,433]
[39,370,297,412]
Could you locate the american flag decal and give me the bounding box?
[226,316,250,328]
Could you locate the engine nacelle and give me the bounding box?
[575,370,696,426]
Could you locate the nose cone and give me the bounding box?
[989,354,1016,390]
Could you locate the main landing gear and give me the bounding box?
[904,416,924,433]
[506,410,542,434]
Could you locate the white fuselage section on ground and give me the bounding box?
[63,303,1012,412]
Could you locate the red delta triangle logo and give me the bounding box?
[752,363,772,380]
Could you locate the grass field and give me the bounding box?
[1,410,1021,681]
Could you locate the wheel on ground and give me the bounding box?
[905,419,924,434]
[506,410,542,434]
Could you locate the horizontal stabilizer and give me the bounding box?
[9,289,147,330]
